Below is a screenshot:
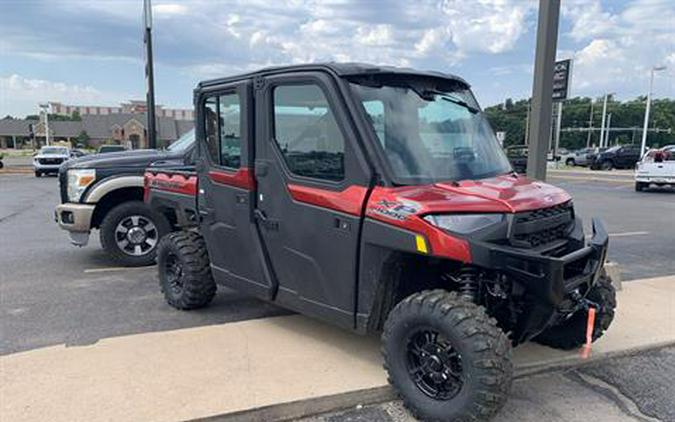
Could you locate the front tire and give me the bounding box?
[157,231,216,310]
[566,158,575,166]
[35,171,41,177]
[99,201,170,267]
[534,274,616,350]
[600,160,613,171]
[635,182,647,192]
[382,290,512,422]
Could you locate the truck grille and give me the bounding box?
[511,201,574,248]
[38,158,64,165]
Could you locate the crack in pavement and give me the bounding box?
[0,205,32,224]
[565,371,663,422]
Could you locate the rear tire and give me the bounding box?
[635,182,647,192]
[99,201,170,267]
[566,158,575,166]
[600,160,613,171]
[534,274,616,350]
[157,231,216,310]
[382,290,512,422]
[35,171,41,177]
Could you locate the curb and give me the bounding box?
[186,341,675,422]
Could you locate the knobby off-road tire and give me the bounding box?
[99,201,170,267]
[157,231,216,310]
[382,290,513,422]
[534,274,616,350]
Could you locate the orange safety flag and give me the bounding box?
[580,307,596,359]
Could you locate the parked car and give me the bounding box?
[33,146,71,177]
[54,129,195,266]
[505,145,528,173]
[143,63,615,422]
[635,146,675,191]
[567,147,605,167]
[590,144,641,170]
[97,145,127,154]
[70,149,87,158]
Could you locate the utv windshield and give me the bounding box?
[166,129,195,153]
[350,79,511,184]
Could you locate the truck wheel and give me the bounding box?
[157,231,216,310]
[534,274,616,350]
[99,201,170,267]
[382,290,512,422]
[635,182,647,192]
[35,171,41,177]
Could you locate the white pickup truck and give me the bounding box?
[635,145,675,191]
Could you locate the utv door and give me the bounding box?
[195,81,272,298]
[254,73,372,328]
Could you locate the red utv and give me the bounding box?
[144,63,615,421]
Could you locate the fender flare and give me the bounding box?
[84,175,145,203]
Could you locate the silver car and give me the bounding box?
[33,146,70,177]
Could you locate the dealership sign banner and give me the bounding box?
[552,59,573,102]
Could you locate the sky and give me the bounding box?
[1,0,673,118]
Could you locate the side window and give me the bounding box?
[273,84,345,181]
[202,92,241,168]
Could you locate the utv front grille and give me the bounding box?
[511,201,574,248]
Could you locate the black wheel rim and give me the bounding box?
[164,252,184,296]
[406,328,463,400]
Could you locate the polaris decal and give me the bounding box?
[370,199,420,221]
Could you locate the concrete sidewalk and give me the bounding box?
[2,276,674,422]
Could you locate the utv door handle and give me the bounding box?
[254,209,279,231]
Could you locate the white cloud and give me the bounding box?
[153,3,189,17]
[564,0,675,98]
[0,75,128,117]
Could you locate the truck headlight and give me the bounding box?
[423,213,504,234]
[67,169,96,202]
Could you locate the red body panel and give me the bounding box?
[144,171,198,200]
[364,176,571,263]
[287,184,369,216]
[208,168,256,190]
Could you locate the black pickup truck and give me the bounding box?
[54,130,195,266]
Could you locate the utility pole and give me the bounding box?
[39,103,50,146]
[598,93,610,148]
[524,100,531,145]
[554,101,563,158]
[526,0,560,181]
[586,99,594,147]
[144,0,157,149]
[605,113,612,146]
[640,65,667,156]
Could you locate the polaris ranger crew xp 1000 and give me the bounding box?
[144,63,615,422]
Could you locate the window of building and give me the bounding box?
[203,92,241,168]
[273,84,345,181]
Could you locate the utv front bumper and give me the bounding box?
[469,218,609,343]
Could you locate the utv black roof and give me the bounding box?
[197,62,469,89]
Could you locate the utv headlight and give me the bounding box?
[67,169,96,202]
[424,213,504,234]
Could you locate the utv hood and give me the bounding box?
[388,175,571,215]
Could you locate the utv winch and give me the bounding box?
[144,63,616,421]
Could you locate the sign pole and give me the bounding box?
[526,0,561,181]
[144,0,157,150]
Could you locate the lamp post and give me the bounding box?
[640,65,666,156]
[598,93,613,148]
[144,0,157,149]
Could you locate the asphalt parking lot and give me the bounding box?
[1,172,673,356]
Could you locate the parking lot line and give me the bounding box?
[83,266,154,273]
[549,174,633,184]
